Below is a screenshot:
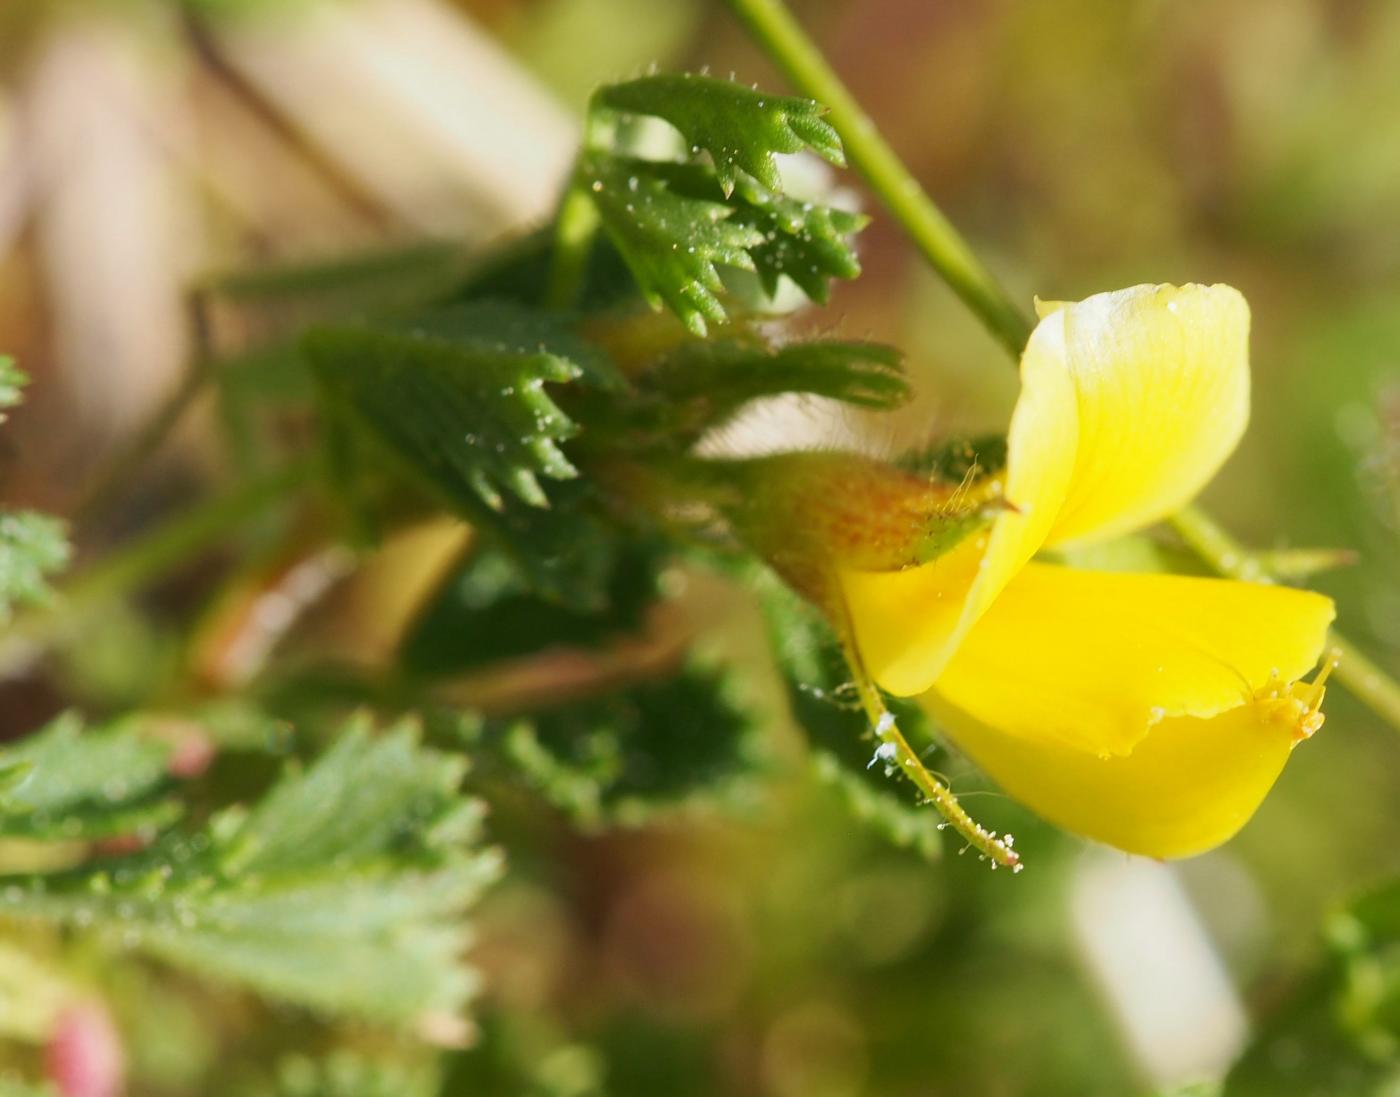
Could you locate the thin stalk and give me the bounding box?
[723,0,1032,355]
[72,358,213,522]
[1,460,314,675]
[726,0,1400,734]
[545,181,601,310]
[546,107,609,310]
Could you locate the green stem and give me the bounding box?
[545,178,601,310]
[728,0,1400,735]
[1,460,314,674]
[546,106,610,310]
[723,0,1033,355]
[72,358,213,522]
[1171,506,1400,728]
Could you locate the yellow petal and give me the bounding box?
[1045,283,1251,546]
[839,283,1252,696]
[934,563,1336,756]
[839,308,1079,694]
[922,686,1322,859]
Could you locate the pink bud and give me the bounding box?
[46,1001,124,1097]
[167,733,216,780]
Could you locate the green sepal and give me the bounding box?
[897,433,1008,482]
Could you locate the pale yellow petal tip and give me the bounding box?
[1034,283,1249,323]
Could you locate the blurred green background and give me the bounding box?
[0,1,1397,1094]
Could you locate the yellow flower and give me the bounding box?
[837,284,1336,858]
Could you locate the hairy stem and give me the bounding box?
[842,638,1021,870]
[726,0,1400,735]
[723,0,1032,354]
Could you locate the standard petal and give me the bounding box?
[922,688,1316,859]
[839,309,1079,695]
[1045,283,1251,546]
[932,563,1335,756]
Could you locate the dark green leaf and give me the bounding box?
[447,227,640,313]
[0,720,501,1025]
[307,301,615,512]
[401,539,664,677]
[584,154,765,336]
[724,174,867,303]
[596,74,844,195]
[471,658,765,828]
[652,162,867,305]
[596,160,867,327]
[306,301,628,609]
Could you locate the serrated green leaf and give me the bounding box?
[596,73,844,195]
[255,1051,441,1097]
[722,174,867,303]
[472,659,765,828]
[642,335,905,441]
[584,154,765,336]
[0,713,179,841]
[0,363,70,620]
[0,511,70,623]
[588,158,866,331]
[307,301,628,609]
[649,162,866,305]
[0,357,24,414]
[307,301,616,512]
[0,720,502,1026]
